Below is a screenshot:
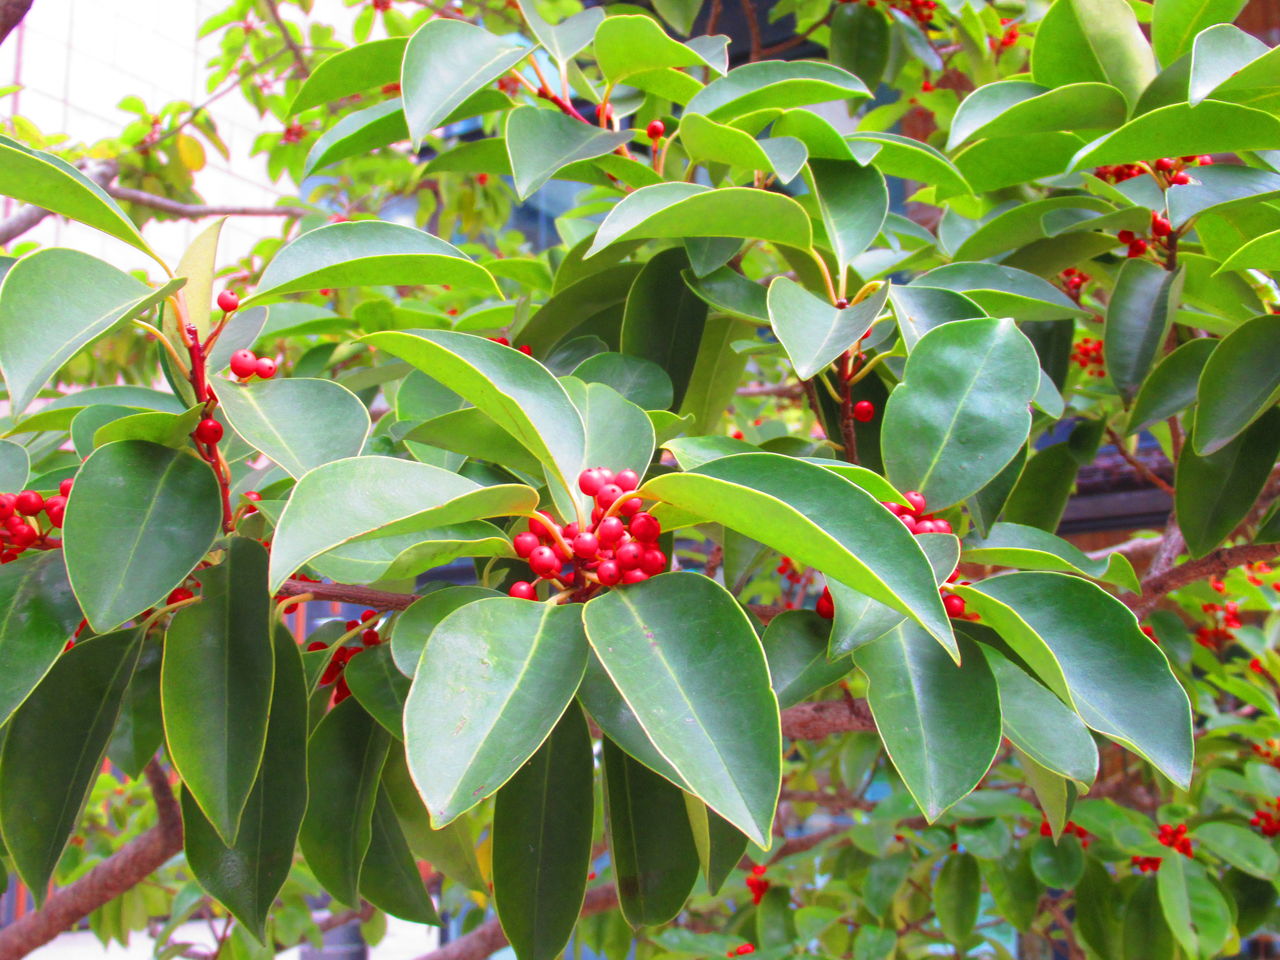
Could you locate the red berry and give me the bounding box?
[646,119,665,140]
[622,569,649,584]
[903,490,927,514]
[1127,239,1148,257]
[597,560,622,586]
[528,512,560,539]
[1117,230,1136,244]
[360,609,378,622]
[509,580,537,600]
[630,512,661,542]
[0,495,14,521]
[816,587,834,619]
[596,484,623,508]
[229,349,258,378]
[15,490,42,516]
[529,545,559,578]
[915,519,936,534]
[255,357,277,379]
[619,497,643,517]
[1170,171,1190,185]
[640,547,667,575]
[579,468,605,496]
[1155,157,1175,172]
[933,518,953,534]
[59,478,74,497]
[852,400,875,422]
[943,593,967,617]
[216,290,240,313]
[195,418,224,445]
[1151,214,1172,237]
[9,523,35,548]
[597,516,625,544]
[513,532,539,558]
[573,532,600,559]
[616,468,640,492]
[518,344,533,355]
[167,586,194,605]
[361,628,380,646]
[43,495,66,515]
[616,541,644,570]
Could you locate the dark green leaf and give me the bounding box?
[1030,834,1085,888]
[685,798,748,895]
[1127,338,1216,434]
[1125,877,1175,960]
[1104,260,1185,401]
[806,159,888,275]
[961,522,1139,593]
[767,277,887,380]
[345,644,410,739]
[620,248,709,409]
[108,635,164,778]
[1071,101,1280,169]
[1002,443,1076,531]
[829,3,890,90]
[763,609,850,708]
[1192,315,1280,454]
[383,746,486,891]
[359,788,441,924]
[572,353,674,410]
[933,853,980,946]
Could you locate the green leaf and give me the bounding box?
[587,184,812,257]
[862,852,912,922]
[641,453,955,655]
[163,539,275,843]
[933,853,980,946]
[978,852,1040,932]
[308,522,511,586]
[108,635,164,778]
[0,439,28,491]
[684,797,748,896]
[678,114,808,183]
[807,159,888,275]
[1188,23,1280,105]
[601,737,700,927]
[966,445,1025,538]
[620,248,708,409]
[1030,834,1085,888]
[0,135,159,264]
[685,61,870,120]
[909,263,1086,322]
[572,353,674,410]
[290,38,405,113]
[267,455,536,592]
[506,107,631,200]
[362,329,584,511]
[359,787,441,924]
[517,0,602,65]
[345,644,410,739]
[401,20,527,146]
[176,218,225,337]
[1002,443,1076,532]
[1071,101,1280,169]
[1153,0,1246,66]
[763,609,850,708]
[854,626,1000,820]
[829,2,890,90]
[245,222,498,306]
[0,551,86,727]
[562,380,656,489]
[947,81,1127,150]
[678,315,754,435]
[684,266,768,324]
[594,15,714,81]
[494,703,594,960]
[390,585,501,676]
[215,376,371,478]
[957,572,1193,787]
[299,698,391,906]
[1193,315,1280,455]
[979,643,1099,785]
[183,627,307,941]
[1125,876,1176,960]
[582,573,781,846]
[881,317,1040,510]
[845,132,972,198]
[306,99,406,173]
[577,652,686,788]
[1178,407,1280,556]
[1104,260,1185,402]
[1157,855,1232,959]
[1127,338,1216,434]
[0,630,140,899]
[0,250,183,415]
[767,280,886,381]
[953,132,1088,195]
[403,408,545,476]
[64,442,222,633]
[961,522,1140,593]
[1192,821,1280,878]
[405,597,588,826]
[852,926,896,960]
[653,0,702,34]
[91,406,202,452]
[1029,0,1157,107]
[382,746,486,891]
[887,285,987,352]
[1166,164,1280,223]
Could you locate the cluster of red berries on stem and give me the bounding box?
[1132,855,1163,873]
[229,348,278,381]
[838,0,938,26]
[1251,738,1280,769]
[883,491,978,621]
[1195,599,1241,649]
[508,467,666,601]
[725,946,755,958]
[487,336,533,356]
[0,478,73,562]
[1039,819,1091,847]
[1250,798,1280,837]
[1117,210,1175,259]
[308,609,384,704]
[1156,822,1193,858]
[744,864,769,905]
[1059,267,1089,301]
[1071,337,1106,378]
[993,17,1019,48]
[1095,154,1213,186]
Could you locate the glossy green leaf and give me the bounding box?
[881,317,1040,510]
[961,522,1139,593]
[1192,821,1279,878]
[310,522,511,587]
[763,609,850,709]
[175,218,225,337]
[587,183,812,257]
[306,99,406,173]
[909,263,1086,323]
[619,248,708,409]
[215,376,370,478]
[954,132,1087,195]
[1188,23,1280,105]
[0,550,86,727]
[403,408,544,476]
[854,626,1000,820]
[0,629,140,899]
[405,597,588,826]
[583,573,780,846]
[183,628,307,941]
[1177,408,1280,557]
[1157,854,1232,959]
[1104,260,1185,402]
[806,159,888,274]
[267,455,536,592]
[829,2,890,90]
[1126,338,1216,434]
[594,15,713,82]
[517,0,602,65]
[1192,316,1280,455]
[846,132,971,198]
[245,222,497,306]
[678,315,754,435]
[572,353,674,410]
[91,406,202,451]
[1030,834,1085,888]
[685,61,870,120]
[948,81,1127,150]
[685,797,748,896]
[933,853,980,946]
[0,440,28,492]
[290,38,405,113]
[0,251,182,415]
[382,746,486,891]
[0,135,159,263]
[1029,0,1157,107]
[64,442,222,633]
[164,539,274,844]
[767,278,887,381]
[1071,101,1280,169]
[107,635,164,778]
[1002,442,1076,532]
[1153,0,1246,66]
[390,585,501,676]
[506,107,631,200]
[642,454,954,654]
[887,285,986,351]
[401,19,527,146]
[493,703,593,960]
[979,644,1098,785]
[577,652,686,789]
[957,572,1193,788]
[562,380,656,490]
[359,787,441,924]
[678,114,807,183]
[1124,876,1176,960]
[345,644,410,739]
[601,737,700,927]
[683,265,768,324]
[978,852,1040,932]
[299,698,391,906]
[362,329,584,510]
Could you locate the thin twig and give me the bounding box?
[1105,427,1174,496]
[106,185,310,219]
[264,0,310,78]
[738,0,763,60]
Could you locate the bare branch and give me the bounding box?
[1105,427,1174,497]
[1128,542,1279,618]
[780,698,875,739]
[0,159,117,246]
[265,0,311,79]
[106,185,310,220]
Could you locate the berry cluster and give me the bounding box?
[1195,600,1241,649]
[724,946,755,958]
[1250,798,1280,837]
[1094,155,1213,186]
[1117,211,1174,259]
[0,478,73,562]
[1251,738,1280,769]
[228,348,278,381]
[745,864,769,905]
[308,609,384,704]
[837,0,938,26]
[1131,855,1163,873]
[508,468,666,601]
[486,336,533,356]
[1071,337,1106,378]
[1059,267,1089,301]
[1039,819,1091,848]
[993,17,1019,48]
[1156,822,1193,858]
[881,490,952,535]
[282,123,308,144]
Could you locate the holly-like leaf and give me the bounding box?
[767,277,888,380]
[947,81,1127,150]
[582,573,781,846]
[1153,0,1247,67]
[64,442,222,633]
[1029,0,1157,107]
[163,538,275,844]
[405,597,588,826]
[390,585,502,676]
[1070,101,1280,169]
[685,61,870,120]
[0,630,140,900]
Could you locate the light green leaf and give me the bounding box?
[572,353,675,410]
[517,0,602,65]
[594,15,713,81]
[390,585,502,676]
[685,61,870,120]
[176,218,225,337]
[383,747,487,891]
[1070,101,1280,169]
[934,854,980,946]
[767,277,887,380]
[962,522,1140,593]
[1154,0,1247,67]
[506,107,631,200]
[807,159,889,276]
[1188,23,1280,105]
[309,522,511,586]
[1127,338,1215,434]
[290,38,405,114]
[909,262,1086,322]
[947,81,1127,150]
[1193,316,1280,454]
[678,114,807,182]
[1029,0,1157,107]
